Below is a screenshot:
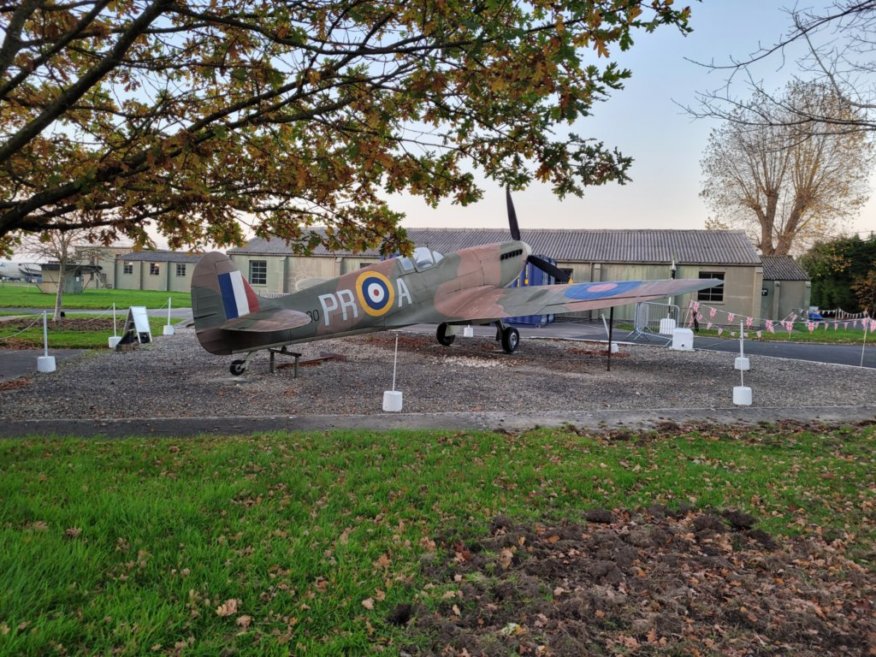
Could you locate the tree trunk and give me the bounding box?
[53,258,65,322]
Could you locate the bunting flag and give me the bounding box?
[685,300,873,338]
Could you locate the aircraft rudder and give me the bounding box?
[192,252,260,331]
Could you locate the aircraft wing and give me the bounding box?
[417,278,720,324]
[219,308,312,333]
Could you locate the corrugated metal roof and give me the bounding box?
[229,229,761,266]
[761,255,810,281]
[121,250,202,264]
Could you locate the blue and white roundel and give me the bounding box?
[356,271,396,316]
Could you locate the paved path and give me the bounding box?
[0,349,84,382]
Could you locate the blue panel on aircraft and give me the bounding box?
[508,257,556,326]
[218,272,239,319]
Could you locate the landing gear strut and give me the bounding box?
[495,321,520,354]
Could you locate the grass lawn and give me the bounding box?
[0,316,182,349]
[0,425,872,656]
[0,284,191,310]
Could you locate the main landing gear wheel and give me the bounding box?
[436,322,456,346]
[229,359,248,376]
[501,326,520,354]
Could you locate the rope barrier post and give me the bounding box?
[37,310,56,373]
[383,333,403,412]
[163,296,175,336]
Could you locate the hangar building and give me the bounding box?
[227,228,801,323]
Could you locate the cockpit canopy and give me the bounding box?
[398,246,444,273]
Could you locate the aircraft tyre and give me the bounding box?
[501,326,520,353]
[229,360,247,376]
[437,323,456,346]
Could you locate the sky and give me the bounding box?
[393,0,876,238]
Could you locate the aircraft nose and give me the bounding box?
[521,241,532,260]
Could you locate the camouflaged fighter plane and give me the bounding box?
[192,192,721,375]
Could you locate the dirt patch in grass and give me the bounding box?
[0,377,30,391]
[1,317,113,331]
[403,509,874,656]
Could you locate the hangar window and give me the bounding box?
[249,260,267,285]
[149,263,160,276]
[123,263,133,275]
[698,271,725,302]
[176,264,186,277]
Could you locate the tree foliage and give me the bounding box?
[0,0,692,256]
[690,1,876,134]
[799,233,876,312]
[700,82,873,256]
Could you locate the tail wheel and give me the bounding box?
[230,360,247,376]
[437,323,456,347]
[501,326,520,354]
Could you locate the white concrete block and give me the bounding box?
[382,390,403,412]
[733,386,752,406]
[670,328,694,351]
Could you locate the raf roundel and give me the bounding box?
[356,271,396,316]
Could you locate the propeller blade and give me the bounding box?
[506,186,521,241]
[528,255,571,283]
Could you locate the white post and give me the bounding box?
[862,320,870,368]
[392,333,398,391]
[37,311,56,372]
[383,333,403,412]
[109,303,122,348]
[733,319,752,405]
[163,296,175,336]
[735,319,750,371]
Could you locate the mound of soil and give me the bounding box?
[402,509,874,656]
[1,317,113,331]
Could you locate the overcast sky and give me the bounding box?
[395,0,876,238]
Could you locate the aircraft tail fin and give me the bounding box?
[191,252,261,334]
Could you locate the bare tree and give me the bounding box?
[689,1,876,134]
[22,229,89,321]
[701,82,873,255]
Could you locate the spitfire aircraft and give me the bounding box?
[192,192,721,375]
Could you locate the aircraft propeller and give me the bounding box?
[505,187,572,283]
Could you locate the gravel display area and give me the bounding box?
[2,326,874,422]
